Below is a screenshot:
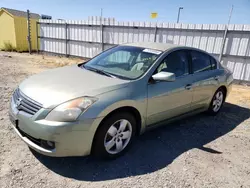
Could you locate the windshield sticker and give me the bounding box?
[143,49,162,55]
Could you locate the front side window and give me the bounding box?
[156,50,189,77]
[191,51,212,73]
[83,46,162,79]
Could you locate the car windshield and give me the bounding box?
[83,46,162,80]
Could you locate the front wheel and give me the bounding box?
[92,112,136,159]
[207,88,225,115]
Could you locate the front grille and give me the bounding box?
[13,88,42,116]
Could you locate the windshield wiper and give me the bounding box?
[83,65,116,78]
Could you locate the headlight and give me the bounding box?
[45,97,97,122]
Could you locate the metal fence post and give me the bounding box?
[36,21,39,53]
[101,23,104,51]
[100,9,104,52]
[65,23,68,56]
[219,28,228,62]
[27,10,31,54]
[154,26,158,42]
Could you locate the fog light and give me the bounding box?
[41,140,55,150]
[47,141,53,147]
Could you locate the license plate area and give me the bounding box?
[9,113,18,127]
[15,120,19,127]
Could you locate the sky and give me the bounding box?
[1,0,250,24]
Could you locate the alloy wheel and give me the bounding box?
[104,119,132,154]
[212,91,224,112]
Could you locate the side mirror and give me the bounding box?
[152,71,176,82]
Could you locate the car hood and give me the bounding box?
[19,65,130,108]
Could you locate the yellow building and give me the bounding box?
[0,7,40,51]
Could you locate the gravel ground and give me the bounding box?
[0,51,250,188]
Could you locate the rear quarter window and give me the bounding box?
[210,57,217,69]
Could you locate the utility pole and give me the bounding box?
[177,7,183,23]
[100,8,103,21]
[27,9,31,54]
[219,5,234,62]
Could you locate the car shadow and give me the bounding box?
[32,102,250,181]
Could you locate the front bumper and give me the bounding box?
[9,98,103,157]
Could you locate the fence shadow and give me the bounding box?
[32,102,250,181]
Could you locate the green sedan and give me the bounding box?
[9,42,233,159]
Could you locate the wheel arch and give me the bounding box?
[90,106,142,154]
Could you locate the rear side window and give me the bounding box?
[191,51,212,73]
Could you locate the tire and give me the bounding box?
[92,112,136,159]
[207,88,226,115]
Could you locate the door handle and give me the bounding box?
[214,76,219,81]
[185,84,192,90]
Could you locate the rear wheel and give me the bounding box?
[207,88,225,115]
[92,112,136,159]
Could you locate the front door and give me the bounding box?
[147,50,193,125]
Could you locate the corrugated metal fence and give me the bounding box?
[38,17,250,82]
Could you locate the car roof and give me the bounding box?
[120,42,217,61]
[122,42,183,51]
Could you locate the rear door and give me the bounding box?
[189,50,220,110]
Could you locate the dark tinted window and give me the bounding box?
[157,50,189,77]
[210,57,217,70]
[191,51,212,73]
